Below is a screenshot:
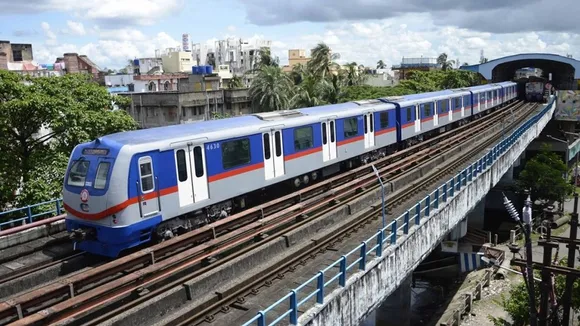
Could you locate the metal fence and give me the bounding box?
[0,198,64,231]
[242,98,555,326]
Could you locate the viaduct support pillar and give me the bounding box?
[375,274,412,326]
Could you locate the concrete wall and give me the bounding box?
[299,100,556,326]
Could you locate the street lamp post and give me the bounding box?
[371,164,386,229]
[503,192,538,326]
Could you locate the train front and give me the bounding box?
[63,137,126,257]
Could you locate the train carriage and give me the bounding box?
[64,82,520,257]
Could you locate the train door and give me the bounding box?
[433,102,439,126]
[263,130,285,180]
[461,97,465,117]
[188,145,209,202]
[321,120,337,162]
[363,113,375,149]
[174,145,209,207]
[447,99,453,121]
[414,105,421,133]
[175,148,194,207]
[137,156,159,217]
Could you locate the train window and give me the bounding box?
[380,112,389,128]
[222,138,251,169]
[139,157,155,193]
[423,102,432,116]
[454,98,461,109]
[322,123,327,145]
[176,150,188,182]
[294,126,314,151]
[94,162,111,190]
[263,133,271,160]
[406,107,412,121]
[369,114,374,132]
[193,146,204,177]
[343,117,358,138]
[330,121,335,142]
[274,131,282,157]
[440,100,448,113]
[67,160,90,187]
[363,115,368,134]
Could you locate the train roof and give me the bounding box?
[100,101,397,147]
[101,115,267,146]
[469,84,501,91]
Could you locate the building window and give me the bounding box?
[222,138,251,169]
[343,117,358,138]
[294,126,314,151]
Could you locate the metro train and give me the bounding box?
[64,81,518,257]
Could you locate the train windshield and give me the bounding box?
[67,159,90,187]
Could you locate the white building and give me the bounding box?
[192,38,272,76]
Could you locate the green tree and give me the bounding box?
[249,65,293,112]
[489,258,580,326]
[308,43,340,79]
[516,143,573,204]
[227,75,244,89]
[290,69,328,108]
[376,60,386,69]
[0,71,137,210]
[437,53,455,71]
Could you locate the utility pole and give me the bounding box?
[510,192,580,326]
[504,193,538,326]
[561,193,579,326]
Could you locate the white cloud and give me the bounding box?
[32,13,580,72]
[34,28,180,69]
[65,21,86,36]
[2,0,182,26]
[40,22,57,45]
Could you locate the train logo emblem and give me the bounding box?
[80,189,90,202]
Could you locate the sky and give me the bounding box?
[0,0,579,70]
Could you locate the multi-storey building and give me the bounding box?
[119,87,252,129]
[391,57,439,80]
[282,49,310,72]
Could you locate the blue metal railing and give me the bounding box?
[242,98,555,326]
[0,198,64,231]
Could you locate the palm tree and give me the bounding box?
[437,53,455,71]
[253,47,279,71]
[290,70,327,109]
[376,60,386,69]
[249,65,293,112]
[308,43,340,79]
[227,75,244,89]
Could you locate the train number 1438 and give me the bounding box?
[206,143,220,151]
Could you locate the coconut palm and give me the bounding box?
[308,43,340,79]
[227,75,244,89]
[437,53,455,71]
[249,65,293,112]
[290,70,327,109]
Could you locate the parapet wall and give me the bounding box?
[299,100,556,326]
